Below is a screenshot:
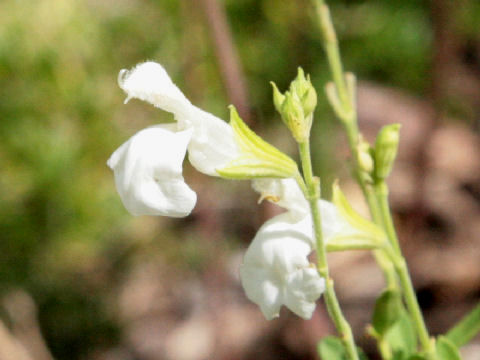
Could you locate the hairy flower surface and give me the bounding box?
[108,61,240,216]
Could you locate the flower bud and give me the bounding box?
[290,68,317,117]
[374,124,401,180]
[357,136,374,174]
[281,92,309,142]
[271,68,317,143]
[270,82,285,114]
[301,86,317,117]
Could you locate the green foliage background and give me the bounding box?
[0,0,478,358]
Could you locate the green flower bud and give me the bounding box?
[290,68,307,94]
[357,136,374,174]
[281,92,309,142]
[270,68,317,143]
[270,81,285,114]
[301,86,317,117]
[290,68,317,117]
[374,124,401,180]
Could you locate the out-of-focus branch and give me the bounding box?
[407,0,457,232]
[3,290,55,360]
[0,321,33,360]
[198,0,251,124]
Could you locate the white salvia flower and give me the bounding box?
[240,212,324,320]
[109,61,240,216]
[107,125,196,217]
[117,61,239,176]
[251,178,351,241]
[241,178,354,319]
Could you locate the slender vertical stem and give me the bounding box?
[298,141,359,360]
[311,1,436,357]
[375,182,401,254]
[312,0,399,291]
[377,182,436,359]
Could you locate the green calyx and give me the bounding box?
[217,106,299,180]
[328,181,387,252]
[271,67,317,143]
[374,124,401,181]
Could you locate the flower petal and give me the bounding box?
[240,212,317,320]
[119,62,240,176]
[284,267,325,319]
[118,62,191,119]
[239,265,282,320]
[186,106,240,176]
[107,125,197,217]
[252,178,309,218]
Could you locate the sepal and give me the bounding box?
[217,106,298,179]
[332,181,386,243]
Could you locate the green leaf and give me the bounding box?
[317,336,368,360]
[332,182,386,242]
[217,106,298,179]
[317,336,348,360]
[446,302,480,348]
[407,355,427,360]
[373,290,404,336]
[385,312,417,357]
[436,336,462,360]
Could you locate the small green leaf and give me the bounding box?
[436,336,462,360]
[317,336,368,360]
[407,356,427,360]
[385,313,417,357]
[446,302,480,348]
[317,336,348,360]
[332,182,386,242]
[373,290,404,335]
[217,106,298,179]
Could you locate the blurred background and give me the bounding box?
[0,0,479,359]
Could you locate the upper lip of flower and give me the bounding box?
[108,61,241,217]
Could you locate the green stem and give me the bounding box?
[395,258,436,359]
[375,182,401,254]
[311,1,435,357]
[298,141,359,360]
[378,181,436,359]
[446,302,480,347]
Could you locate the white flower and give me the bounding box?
[240,212,324,320]
[241,178,351,320]
[251,178,349,241]
[108,61,240,216]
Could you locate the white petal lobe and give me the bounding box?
[186,106,240,176]
[107,125,197,217]
[240,213,324,320]
[118,62,191,118]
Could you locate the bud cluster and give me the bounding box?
[271,68,318,143]
[354,124,401,184]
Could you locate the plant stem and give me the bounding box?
[312,0,399,291]
[377,181,436,359]
[312,1,436,357]
[298,140,359,360]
